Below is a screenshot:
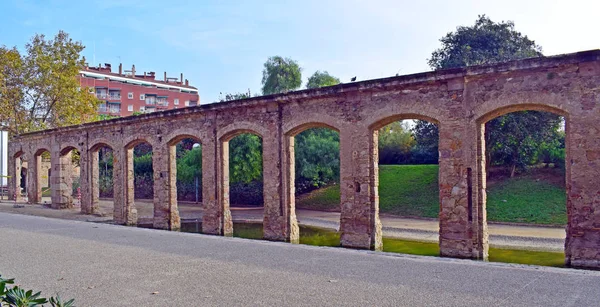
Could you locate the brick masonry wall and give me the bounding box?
[8,50,600,268]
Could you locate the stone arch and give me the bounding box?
[124,138,153,150]
[218,121,267,142]
[13,150,24,159]
[475,103,568,125]
[165,129,204,146]
[54,145,81,210]
[167,134,203,146]
[90,141,115,152]
[34,147,51,157]
[60,144,81,156]
[29,147,51,204]
[472,102,570,261]
[162,132,204,231]
[9,150,26,202]
[368,113,441,131]
[281,120,342,245]
[283,113,342,137]
[88,141,117,216]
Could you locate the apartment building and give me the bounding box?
[79,63,200,117]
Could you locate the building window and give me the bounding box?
[128,105,133,112]
[174,98,179,105]
[184,100,190,107]
[140,106,145,112]
[140,94,145,100]
[128,92,133,99]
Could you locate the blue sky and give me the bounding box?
[1,0,598,103]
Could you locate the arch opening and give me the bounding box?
[55,146,82,209]
[127,140,154,225]
[11,151,26,201]
[289,124,341,245]
[90,143,114,215]
[169,136,203,232]
[218,131,263,237]
[478,107,567,264]
[30,148,51,204]
[370,116,441,252]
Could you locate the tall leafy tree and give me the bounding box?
[306,71,340,89]
[0,31,100,135]
[428,15,542,69]
[261,56,302,95]
[424,15,561,175]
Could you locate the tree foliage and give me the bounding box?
[177,146,202,183]
[219,89,252,102]
[306,71,340,89]
[378,122,415,164]
[229,134,263,184]
[488,111,563,176]
[261,56,302,95]
[428,15,542,70]
[0,31,100,135]
[423,15,563,175]
[295,128,340,189]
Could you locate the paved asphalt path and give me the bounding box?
[0,213,598,307]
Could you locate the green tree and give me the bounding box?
[488,111,563,176]
[219,89,252,102]
[229,134,263,183]
[0,31,101,135]
[378,121,416,164]
[261,56,302,95]
[412,120,439,164]
[426,15,561,175]
[177,146,202,183]
[306,71,340,89]
[295,128,340,189]
[428,15,542,70]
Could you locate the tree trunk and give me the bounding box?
[510,163,517,178]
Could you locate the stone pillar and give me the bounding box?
[210,137,233,236]
[51,150,74,209]
[114,147,137,225]
[565,116,600,269]
[79,146,92,214]
[280,135,299,243]
[152,144,180,230]
[339,126,382,250]
[438,120,476,259]
[473,122,489,260]
[201,135,221,234]
[28,153,42,204]
[88,150,100,214]
[8,153,23,202]
[262,128,298,243]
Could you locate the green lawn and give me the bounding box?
[296,164,567,225]
[228,222,565,268]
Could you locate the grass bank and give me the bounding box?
[296,165,567,225]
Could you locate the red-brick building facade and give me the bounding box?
[79,63,200,117]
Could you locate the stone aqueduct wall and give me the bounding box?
[8,50,600,269]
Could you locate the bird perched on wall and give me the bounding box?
[351,76,357,82]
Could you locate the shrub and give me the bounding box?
[0,274,75,307]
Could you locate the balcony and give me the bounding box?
[157,98,169,108]
[98,105,121,114]
[108,93,121,101]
